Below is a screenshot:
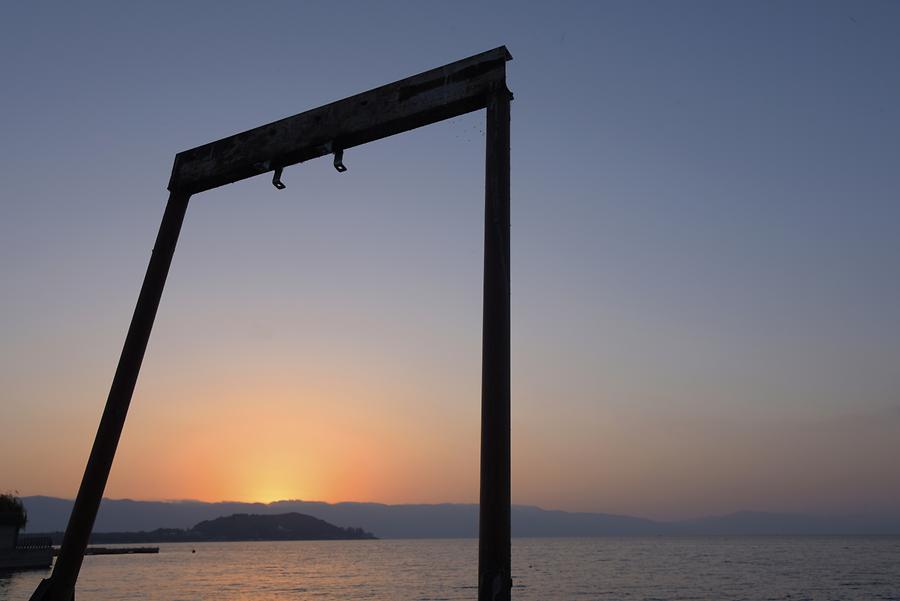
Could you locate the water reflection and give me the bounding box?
[3,537,899,600]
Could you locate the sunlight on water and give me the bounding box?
[3,537,899,600]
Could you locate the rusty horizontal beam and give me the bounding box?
[169,46,512,194]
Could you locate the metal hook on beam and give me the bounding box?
[272,166,286,189]
[333,149,347,173]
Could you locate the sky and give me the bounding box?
[1,1,899,521]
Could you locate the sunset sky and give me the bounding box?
[2,1,899,521]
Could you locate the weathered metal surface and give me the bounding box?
[169,46,511,194]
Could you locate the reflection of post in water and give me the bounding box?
[32,46,514,601]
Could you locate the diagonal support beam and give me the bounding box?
[169,46,512,194]
[31,192,192,601]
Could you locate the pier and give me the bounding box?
[51,547,159,557]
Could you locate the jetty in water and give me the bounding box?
[52,546,159,556]
[0,536,53,571]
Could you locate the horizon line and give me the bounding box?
[21,494,900,521]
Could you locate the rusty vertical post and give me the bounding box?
[32,192,191,601]
[478,80,511,601]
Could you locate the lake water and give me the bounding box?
[2,537,899,600]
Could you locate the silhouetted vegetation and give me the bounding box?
[0,492,27,527]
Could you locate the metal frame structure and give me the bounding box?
[32,46,512,601]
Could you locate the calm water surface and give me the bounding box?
[2,537,899,600]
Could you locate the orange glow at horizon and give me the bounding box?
[71,351,484,509]
[8,308,900,520]
[5,0,900,529]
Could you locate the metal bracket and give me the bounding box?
[333,149,347,173]
[272,166,286,189]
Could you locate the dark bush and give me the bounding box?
[0,493,27,527]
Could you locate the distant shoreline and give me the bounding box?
[31,512,376,545]
[30,532,900,546]
[38,532,381,545]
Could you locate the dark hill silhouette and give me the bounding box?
[192,512,374,541]
[38,512,375,545]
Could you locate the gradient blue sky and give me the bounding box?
[2,1,899,520]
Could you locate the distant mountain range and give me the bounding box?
[21,496,900,538]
